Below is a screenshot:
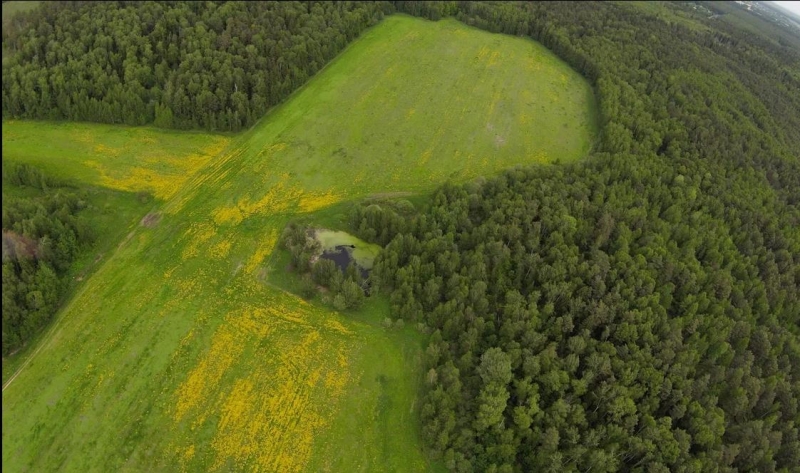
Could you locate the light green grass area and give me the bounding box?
[314,229,382,269]
[307,295,434,472]
[1,120,231,200]
[2,15,596,472]
[246,16,597,197]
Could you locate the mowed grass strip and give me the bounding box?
[1,15,596,472]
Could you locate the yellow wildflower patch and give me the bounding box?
[211,205,245,226]
[477,45,489,61]
[173,324,245,425]
[90,165,182,200]
[82,136,229,201]
[182,445,195,465]
[209,329,350,473]
[323,350,351,398]
[212,173,304,225]
[297,191,342,213]
[245,229,278,275]
[264,142,288,155]
[487,50,501,67]
[209,240,232,260]
[168,287,357,472]
[419,149,432,166]
[325,318,353,335]
[228,308,278,339]
[181,223,217,260]
[93,143,121,157]
[164,265,178,280]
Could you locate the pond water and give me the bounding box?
[319,245,370,280]
[313,229,381,269]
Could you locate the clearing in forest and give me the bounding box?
[1,15,596,472]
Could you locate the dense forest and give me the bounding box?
[3,0,800,471]
[2,164,95,355]
[2,1,392,131]
[353,2,800,471]
[356,1,800,471]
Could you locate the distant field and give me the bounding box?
[1,1,40,60]
[711,2,800,51]
[1,2,40,28]
[1,15,596,472]
[2,121,230,200]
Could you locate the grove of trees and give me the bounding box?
[280,221,365,310]
[2,164,96,355]
[2,1,392,131]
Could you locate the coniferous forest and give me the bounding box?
[3,1,800,471]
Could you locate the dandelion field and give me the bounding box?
[1,15,596,472]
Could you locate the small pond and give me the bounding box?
[314,229,381,280]
[314,229,381,268]
[319,245,370,280]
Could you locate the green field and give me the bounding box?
[1,15,596,472]
[1,120,231,200]
[1,0,39,24]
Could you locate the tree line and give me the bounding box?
[2,1,393,131]
[2,163,96,355]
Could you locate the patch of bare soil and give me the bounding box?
[2,230,39,260]
[140,212,161,228]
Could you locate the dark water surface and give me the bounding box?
[320,245,369,280]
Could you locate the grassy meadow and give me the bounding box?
[1,121,231,200]
[1,15,596,472]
